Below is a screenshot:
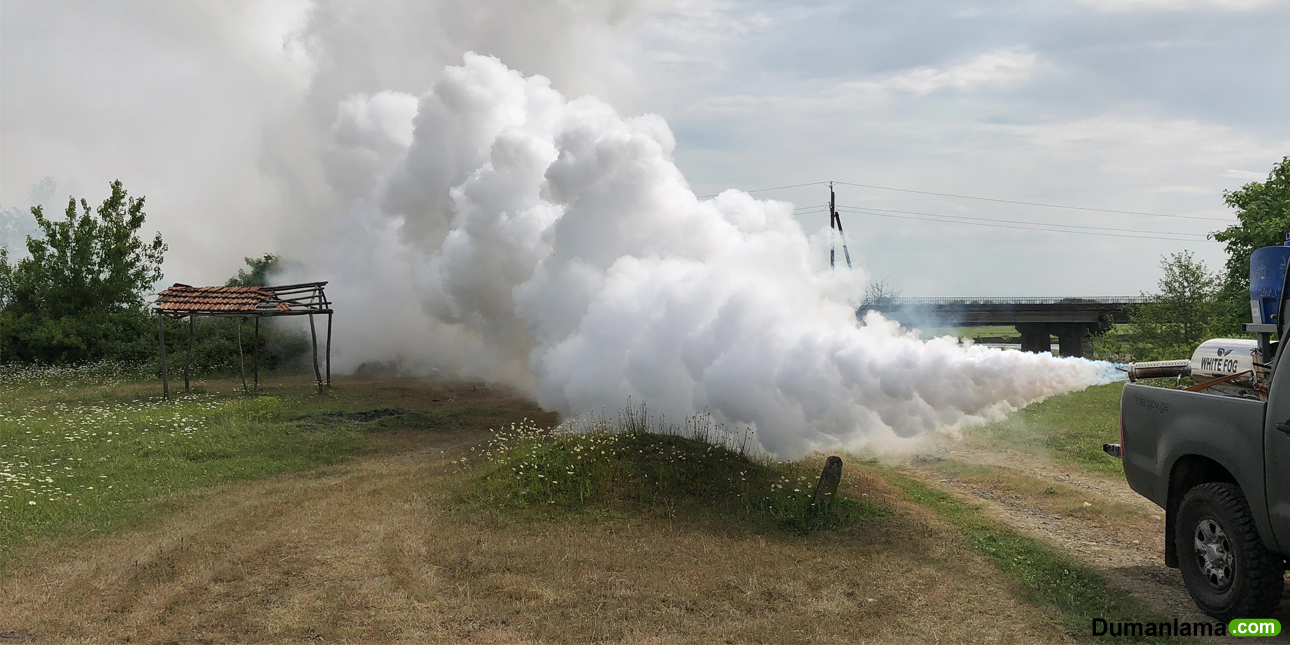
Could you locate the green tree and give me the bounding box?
[226,253,280,287]
[1211,156,1290,331]
[0,181,166,363]
[1119,251,1222,361]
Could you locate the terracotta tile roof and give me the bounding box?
[156,284,274,312]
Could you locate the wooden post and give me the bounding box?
[253,318,259,390]
[325,312,333,386]
[811,456,843,513]
[236,317,247,392]
[309,313,322,388]
[158,313,169,399]
[184,314,194,393]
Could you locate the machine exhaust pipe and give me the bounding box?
[1125,359,1191,382]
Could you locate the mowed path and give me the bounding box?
[907,444,1290,629]
[2,416,1066,643]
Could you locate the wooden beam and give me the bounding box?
[158,314,169,399]
[325,312,333,386]
[184,314,194,392]
[236,317,247,393]
[811,456,843,514]
[253,317,259,390]
[309,313,322,388]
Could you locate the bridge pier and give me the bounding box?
[1016,323,1052,354]
[1051,323,1093,358]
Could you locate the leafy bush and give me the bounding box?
[157,314,310,376]
[1092,251,1225,362]
[1212,156,1290,332]
[1,181,164,364]
[0,182,309,372]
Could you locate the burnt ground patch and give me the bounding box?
[323,408,409,422]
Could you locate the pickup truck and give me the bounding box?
[1108,242,1290,620]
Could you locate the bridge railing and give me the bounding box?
[860,296,1152,307]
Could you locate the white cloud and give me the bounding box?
[825,48,1043,98]
[987,112,1284,167]
[1077,0,1282,12]
[870,48,1042,95]
[1223,168,1272,181]
[689,47,1043,114]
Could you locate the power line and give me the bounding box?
[835,205,1210,238]
[697,179,1232,222]
[838,207,1212,242]
[697,182,828,199]
[832,181,1230,222]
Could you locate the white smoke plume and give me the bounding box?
[298,53,1118,459]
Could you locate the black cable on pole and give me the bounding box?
[829,183,836,269]
[829,182,852,269]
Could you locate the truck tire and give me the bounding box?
[1175,482,1283,620]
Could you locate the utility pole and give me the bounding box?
[830,182,836,269]
[829,182,853,269]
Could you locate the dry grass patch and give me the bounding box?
[1,397,1062,643]
[917,458,1147,525]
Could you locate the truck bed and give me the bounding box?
[1121,382,1270,539]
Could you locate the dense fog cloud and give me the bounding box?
[306,54,1118,457]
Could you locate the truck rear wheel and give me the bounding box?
[1175,482,1283,620]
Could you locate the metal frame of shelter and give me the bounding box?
[153,282,333,398]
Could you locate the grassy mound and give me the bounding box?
[470,420,888,533]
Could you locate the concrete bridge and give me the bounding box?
[857,296,1150,356]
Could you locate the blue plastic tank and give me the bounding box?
[1250,237,1290,324]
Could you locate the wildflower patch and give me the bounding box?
[0,364,362,563]
[470,419,890,534]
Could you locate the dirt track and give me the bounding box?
[909,445,1290,628]
[1,424,1063,644]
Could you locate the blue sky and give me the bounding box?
[630,0,1289,296]
[2,0,1287,296]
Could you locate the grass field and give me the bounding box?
[0,365,1204,642]
[922,325,1022,341]
[965,382,1125,476]
[0,364,556,567]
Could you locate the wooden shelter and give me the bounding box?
[153,282,333,397]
